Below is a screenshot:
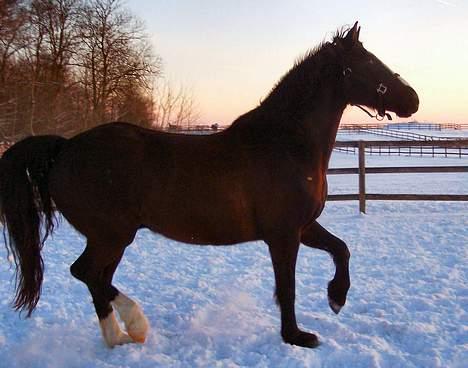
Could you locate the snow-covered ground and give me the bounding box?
[1,145,467,368]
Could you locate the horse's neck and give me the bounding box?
[229,54,346,166]
[302,89,346,165]
[258,80,346,166]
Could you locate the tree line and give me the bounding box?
[0,0,197,140]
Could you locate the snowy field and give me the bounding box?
[0,146,467,368]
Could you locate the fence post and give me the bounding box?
[359,141,366,214]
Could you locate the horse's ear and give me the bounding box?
[343,21,360,49]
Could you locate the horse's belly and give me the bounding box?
[142,186,258,245]
[145,212,257,245]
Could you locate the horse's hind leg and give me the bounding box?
[301,221,350,314]
[70,243,134,347]
[104,258,149,343]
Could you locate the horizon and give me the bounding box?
[131,0,468,126]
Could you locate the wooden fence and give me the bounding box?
[339,123,468,130]
[334,138,468,157]
[328,140,468,213]
[338,127,457,141]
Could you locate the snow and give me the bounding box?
[1,145,467,367]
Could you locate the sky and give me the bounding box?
[131,0,468,126]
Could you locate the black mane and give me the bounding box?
[262,44,333,100]
[259,27,351,114]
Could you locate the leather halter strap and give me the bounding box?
[343,67,392,121]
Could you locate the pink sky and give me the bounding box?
[133,0,468,125]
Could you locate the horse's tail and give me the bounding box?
[0,135,67,317]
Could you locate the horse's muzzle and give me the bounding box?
[397,87,419,118]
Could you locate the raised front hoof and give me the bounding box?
[283,330,320,348]
[328,296,343,314]
[327,280,348,315]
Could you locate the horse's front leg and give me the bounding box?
[267,235,320,348]
[301,221,350,314]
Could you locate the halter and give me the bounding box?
[343,67,392,121]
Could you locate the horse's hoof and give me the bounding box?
[283,330,320,348]
[127,319,148,344]
[100,312,134,348]
[126,312,149,344]
[103,331,134,348]
[327,280,348,314]
[328,296,343,314]
[128,332,146,344]
[112,293,150,344]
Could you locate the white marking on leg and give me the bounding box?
[112,292,149,343]
[99,311,133,348]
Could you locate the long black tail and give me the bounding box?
[0,135,67,316]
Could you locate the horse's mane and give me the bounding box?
[260,26,350,109]
[295,26,348,66]
[228,26,352,132]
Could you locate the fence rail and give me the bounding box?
[339,123,468,130]
[342,127,458,141]
[334,139,468,157]
[328,140,468,213]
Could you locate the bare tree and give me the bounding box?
[75,0,161,128]
[0,0,196,140]
[153,78,199,129]
[7,0,81,135]
[0,0,28,138]
[0,0,28,84]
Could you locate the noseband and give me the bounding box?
[343,67,392,121]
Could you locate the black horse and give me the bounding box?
[1,23,418,348]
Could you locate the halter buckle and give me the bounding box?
[377,83,387,95]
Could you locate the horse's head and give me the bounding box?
[335,22,419,119]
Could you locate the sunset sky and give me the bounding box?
[133,0,468,126]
